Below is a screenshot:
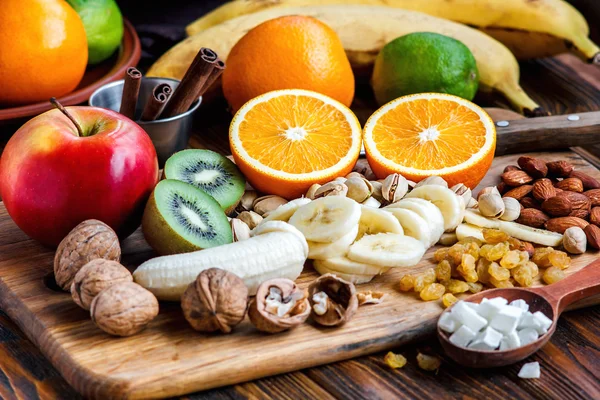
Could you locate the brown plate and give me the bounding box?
[0,19,141,124]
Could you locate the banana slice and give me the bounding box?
[314,256,385,276]
[347,233,426,268]
[464,209,501,229]
[498,220,563,247]
[406,185,465,232]
[308,225,359,260]
[262,197,311,223]
[356,206,404,241]
[438,232,458,246]
[386,198,444,246]
[385,208,431,246]
[456,223,485,242]
[251,221,308,254]
[313,260,376,284]
[289,196,361,243]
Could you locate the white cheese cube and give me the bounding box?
[465,302,481,313]
[532,311,553,334]
[438,312,459,333]
[449,325,477,348]
[499,331,521,351]
[518,328,539,346]
[518,362,540,379]
[478,297,508,320]
[453,301,488,332]
[468,326,503,350]
[517,312,535,330]
[490,305,524,334]
[509,299,529,312]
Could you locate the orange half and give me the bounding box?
[230,89,362,199]
[363,93,496,189]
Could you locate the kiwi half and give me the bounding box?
[142,179,233,255]
[163,149,245,214]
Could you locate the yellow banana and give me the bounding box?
[185,0,599,63]
[148,5,541,115]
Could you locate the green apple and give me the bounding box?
[66,0,124,65]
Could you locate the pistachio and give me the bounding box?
[467,197,479,209]
[370,181,384,202]
[305,183,322,200]
[345,171,366,180]
[500,197,521,221]
[451,183,472,206]
[345,177,373,203]
[415,176,448,188]
[236,211,263,230]
[407,180,417,189]
[314,182,348,198]
[237,190,258,213]
[382,173,408,204]
[477,186,501,201]
[253,195,288,216]
[352,159,377,181]
[479,193,505,218]
[230,218,251,242]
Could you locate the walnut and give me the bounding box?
[90,282,158,337]
[54,220,121,291]
[181,268,248,333]
[70,259,132,310]
[308,274,358,327]
[248,278,310,333]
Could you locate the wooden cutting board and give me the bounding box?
[0,151,599,400]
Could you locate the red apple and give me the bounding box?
[0,102,158,247]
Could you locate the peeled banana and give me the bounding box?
[186,0,599,63]
[148,5,541,115]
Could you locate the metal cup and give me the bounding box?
[89,77,201,167]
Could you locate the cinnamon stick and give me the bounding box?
[160,47,221,118]
[119,67,142,119]
[140,83,173,121]
[198,58,226,98]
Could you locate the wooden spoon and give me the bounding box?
[437,259,600,368]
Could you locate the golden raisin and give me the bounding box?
[480,242,509,261]
[446,279,469,294]
[476,258,491,284]
[448,244,466,266]
[508,237,535,257]
[384,352,407,369]
[413,268,436,292]
[464,242,480,261]
[458,254,478,282]
[434,248,450,263]
[489,276,514,288]
[532,247,554,268]
[399,275,414,292]
[416,353,441,372]
[467,282,484,293]
[436,260,452,282]
[442,293,458,308]
[500,250,521,270]
[488,262,510,281]
[420,283,446,301]
[483,228,510,244]
[543,266,565,284]
[458,236,483,246]
[512,270,534,287]
[548,251,571,270]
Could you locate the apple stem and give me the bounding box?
[50,97,84,137]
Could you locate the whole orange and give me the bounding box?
[0,0,88,105]
[222,15,355,113]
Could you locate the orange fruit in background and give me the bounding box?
[229,89,362,199]
[363,93,496,189]
[0,0,88,105]
[222,15,355,113]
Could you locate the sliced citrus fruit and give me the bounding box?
[363,93,496,189]
[230,89,362,199]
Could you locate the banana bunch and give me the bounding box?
[186,0,599,63]
[147,5,541,115]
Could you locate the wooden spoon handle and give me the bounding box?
[495,111,600,156]
[535,258,600,315]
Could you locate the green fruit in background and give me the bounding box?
[371,32,479,105]
[66,0,124,65]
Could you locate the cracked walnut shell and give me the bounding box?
[308,274,358,327]
[90,282,158,337]
[54,220,121,291]
[248,278,310,333]
[181,268,249,333]
[70,259,133,310]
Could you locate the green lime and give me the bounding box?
[371,32,479,105]
[67,0,124,65]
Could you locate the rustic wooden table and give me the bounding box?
[0,1,599,399]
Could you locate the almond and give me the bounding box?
[518,156,548,179]
[545,217,589,234]
[555,177,584,193]
[541,196,572,217]
[569,209,590,219]
[591,207,600,226]
[569,171,600,190]
[501,170,533,187]
[532,179,556,202]
[516,208,550,228]
[546,160,573,178]
[503,165,521,173]
[496,182,507,195]
[520,197,541,210]
[557,191,591,213]
[584,224,600,250]
[502,185,533,201]
[584,189,600,207]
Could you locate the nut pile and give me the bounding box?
[400,228,571,304]
[497,156,600,251]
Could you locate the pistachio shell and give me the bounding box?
[305,183,322,200]
[253,195,288,216]
[314,182,348,198]
[382,173,408,203]
[237,211,263,230]
[345,177,373,203]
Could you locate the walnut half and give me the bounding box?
[308,274,358,327]
[248,279,310,333]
